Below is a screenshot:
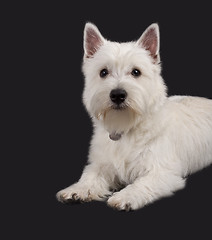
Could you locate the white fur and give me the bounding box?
[56,23,212,211]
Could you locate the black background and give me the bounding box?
[6,1,212,239]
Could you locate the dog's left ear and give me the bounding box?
[83,23,105,58]
[137,23,160,63]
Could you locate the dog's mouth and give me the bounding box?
[96,104,127,119]
[109,132,123,141]
[111,103,128,110]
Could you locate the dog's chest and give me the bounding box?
[107,137,149,183]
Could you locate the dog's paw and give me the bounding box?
[56,184,93,204]
[107,191,143,211]
[56,183,111,204]
[107,193,132,211]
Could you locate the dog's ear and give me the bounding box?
[84,23,105,58]
[137,23,160,63]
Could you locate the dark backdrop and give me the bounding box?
[7,1,212,239]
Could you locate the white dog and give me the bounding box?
[56,23,212,211]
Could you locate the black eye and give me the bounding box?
[100,69,109,78]
[131,68,141,77]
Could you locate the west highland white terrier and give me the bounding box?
[56,23,212,211]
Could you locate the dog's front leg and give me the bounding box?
[107,170,186,211]
[56,163,112,203]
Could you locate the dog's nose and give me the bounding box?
[110,89,127,104]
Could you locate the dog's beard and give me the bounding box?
[95,102,141,140]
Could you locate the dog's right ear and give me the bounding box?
[84,23,105,58]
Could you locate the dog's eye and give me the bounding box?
[100,69,109,78]
[131,69,141,77]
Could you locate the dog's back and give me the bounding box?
[168,96,212,175]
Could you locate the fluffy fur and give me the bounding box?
[56,22,212,211]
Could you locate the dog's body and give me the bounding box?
[57,23,212,210]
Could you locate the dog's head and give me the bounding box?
[82,23,167,140]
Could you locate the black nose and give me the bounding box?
[110,89,127,104]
